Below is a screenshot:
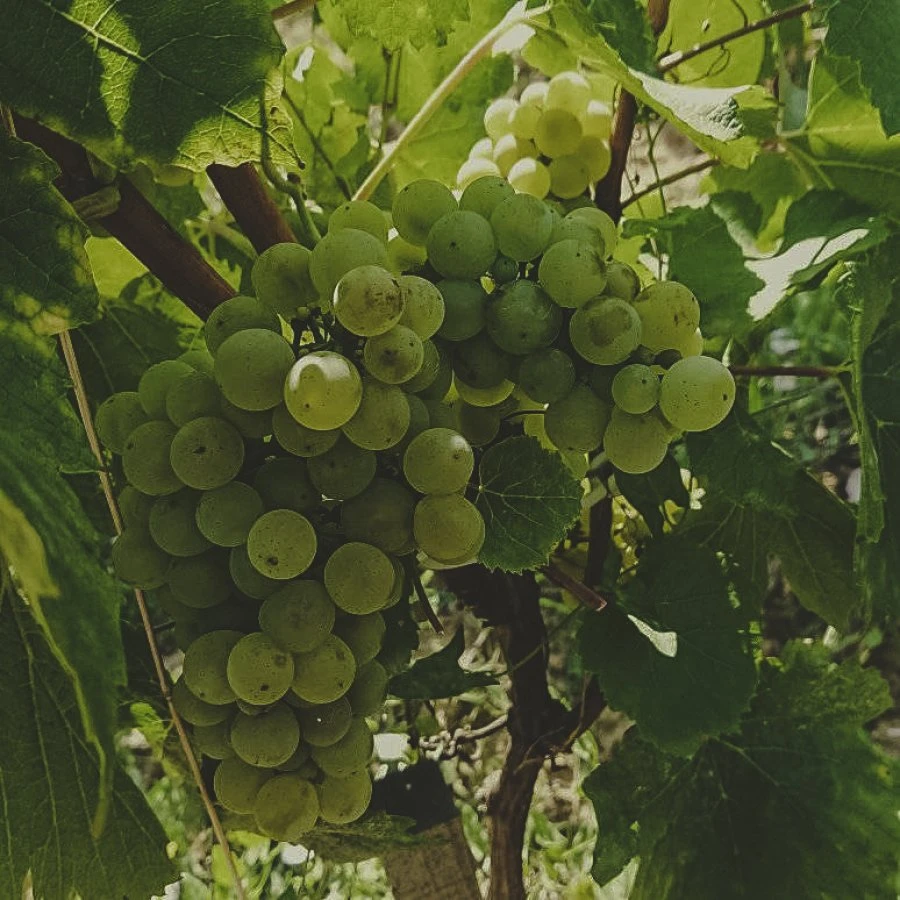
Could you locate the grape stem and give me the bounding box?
[404,557,445,634]
[540,563,608,611]
[270,0,315,21]
[730,364,838,379]
[623,158,719,207]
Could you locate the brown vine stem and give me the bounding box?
[57,334,247,900]
[271,0,315,20]
[623,157,719,207]
[540,564,608,611]
[730,365,838,379]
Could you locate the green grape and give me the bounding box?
[251,243,317,318]
[231,703,300,767]
[309,228,389,299]
[214,757,272,813]
[569,297,642,365]
[183,630,244,705]
[611,364,660,415]
[468,137,494,159]
[254,775,319,840]
[169,550,233,609]
[544,384,611,452]
[292,635,357,703]
[579,135,611,182]
[567,208,617,258]
[455,378,515,408]
[324,543,395,615]
[548,155,591,199]
[545,71,592,117]
[194,720,235,760]
[259,580,335,653]
[298,697,353,747]
[538,239,607,309]
[172,677,231,727]
[426,210,497,280]
[272,404,339,457]
[332,264,404,337]
[392,180,458,246]
[284,351,363,430]
[403,427,474,494]
[459,175,516,221]
[549,215,601,248]
[491,133,525,176]
[672,327,704,358]
[363,325,424,385]
[435,279,488,341]
[317,770,373,824]
[483,97,517,140]
[490,254,519,285]
[402,339,440,393]
[510,102,541,140]
[195,482,264,547]
[603,407,670,474]
[456,157,501,190]
[219,398,273,440]
[457,401,501,447]
[413,494,484,564]
[227,632,295,705]
[347,660,389,717]
[415,346,453,401]
[631,282,701,353]
[247,510,317,580]
[276,742,312,772]
[178,347,216,376]
[111,528,171,589]
[386,234,428,274]
[214,329,295,412]
[138,360,194,418]
[452,333,511,389]
[310,717,373,777]
[155,584,200,622]
[534,108,583,158]
[95,392,148,453]
[658,356,735,432]
[397,276,445,340]
[520,81,549,107]
[252,457,318,514]
[506,157,551,200]
[518,348,576,403]
[328,199,388,244]
[490,194,554,261]
[169,416,244,491]
[122,420,182,496]
[603,261,641,301]
[165,371,222,427]
[486,281,561,355]
[118,485,154,529]
[340,478,416,554]
[229,545,280,600]
[307,437,376,500]
[396,393,431,457]
[342,379,410,451]
[333,613,386,666]
[204,295,280,355]
[149,490,210,557]
[582,99,612,137]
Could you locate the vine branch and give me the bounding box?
[271,0,315,20]
[541,563,608,611]
[623,157,718,207]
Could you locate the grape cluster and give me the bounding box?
[457,70,612,201]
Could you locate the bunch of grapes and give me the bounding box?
[457,70,612,201]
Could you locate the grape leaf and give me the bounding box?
[579,537,756,755]
[614,453,689,537]
[583,643,900,897]
[0,0,288,170]
[577,0,655,71]
[476,436,583,573]
[389,628,497,700]
[0,588,173,899]
[303,812,421,863]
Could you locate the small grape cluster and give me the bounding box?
[457,70,612,201]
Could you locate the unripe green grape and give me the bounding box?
[155,584,200,622]
[298,697,353,747]
[631,282,701,353]
[392,180,458,246]
[342,379,410,451]
[570,297,642,365]
[317,770,373,824]
[506,157,551,200]
[214,329,295,412]
[95,392,148,453]
[204,295,280,355]
[603,261,641,301]
[549,215,601,248]
[111,528,171,588]
[582,99,613,137]
[603,407,670,474]
[545,71,592,117]
[436,279,488,341]
[415,347,453,401]
[252,457,318,515]
[567,208,617,258]
[671,328,704,358]
[123,420,182,496]
[309,228,389,299]
[424,398,458,432]
[194,720,235,760]
[544,384,611,451]
[284,351,363,431]
[452,332,511,389]
[172,677,232,727]
[397,393,431,456]
[227,632,295,705]
[457,157,501,189]
[169,416,244,491]
[426,211,497,280]
[459,176,516,221]
[332,264,404,337]
[538,239,607,309]
[491,133,523,176]
[247,510,317,580]
[510,101,541,139]
[333,613,386,667]
[311,717,373,777]
[292,635,357,703]
[195,482,264,547]
[138,361,194,418]
[307,437,376,500]
[579,135,611,182]
[518,348,576,403]
[486,281,561,355]
[403,427,474,494]
[398,278,445,341]
[165,371,222,427]
[325,543,396,615]
[455,378,515,408]
[402,340,441,394]
[490,254,519,285]
[520,81,549,107]
[251,243,317,318]
[183,630,244,705]
[118,485,154,529]
[231,703,300,767]
[386,234,428,274]
[535,108,583,158]
[364,325,424,385]
[549,155,591,200]
[658,355,735,432]
[149,490,210,557]
[272,404,340,457]
[168,549,232,609]
[469,137,494,159]
[276,742,312,772]
[413,494,484,564]
[178,348,216,376]
[347,660,389,717]
[483,97,517,140]
[219,398,272,440]
[254,774,319,840]
[229,545,280,600]
[340,478,416,554]
[259,580,335,653]
[611,364,660,415]
[328,199,388,244]
[214,757,272,813]
[457,401,501,447]
[490,194,554,262]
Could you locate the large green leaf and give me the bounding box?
[0,588,172,899]
[0,0,287,170]
[579,537,756,755]
[575,0,655,71]
[614,453,689,538]
[584,644,900,898]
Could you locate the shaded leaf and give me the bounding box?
[615,453,689,537]
[304,812,421,863]
[578,0,655,71]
